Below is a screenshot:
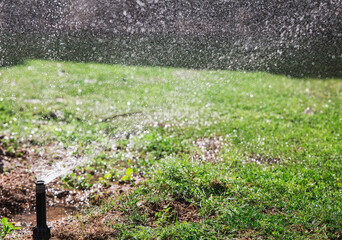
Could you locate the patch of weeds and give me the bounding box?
[120,168,134,183]
[65,152,136,189]
[103,169,120,182]
[0,217,20,239]
[62,173,93,190]
[0,141,25,159]
[5,146,16,157]
[98,169,119,187]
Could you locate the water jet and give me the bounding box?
[33,180,51,240]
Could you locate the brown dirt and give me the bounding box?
[51,212,121,240]
[0,140,134,239]
[0,144,36,217]
[0,142,91,219]
[141,198,201,226]
[51,197,201,240]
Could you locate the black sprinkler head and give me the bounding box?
[33,180,51,240]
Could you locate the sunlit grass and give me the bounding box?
[0,60,341,239]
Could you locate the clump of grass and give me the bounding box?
[148,157,230,200]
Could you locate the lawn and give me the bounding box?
[0,60,341,239]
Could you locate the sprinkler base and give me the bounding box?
[33,225,51,240]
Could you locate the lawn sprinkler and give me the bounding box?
[33,180,51,240]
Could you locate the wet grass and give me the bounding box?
[0,60,341,239]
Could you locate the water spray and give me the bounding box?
[33,180,51,240]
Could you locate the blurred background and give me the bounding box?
[1,0,342,77]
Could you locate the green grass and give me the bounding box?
[0,60,341,239]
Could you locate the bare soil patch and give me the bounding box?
[192,136,225,163]
[51,212,120,240]
[0,142,90,219]
[0,140,134,239]
[142,198,201,226]
[0,144,35,217]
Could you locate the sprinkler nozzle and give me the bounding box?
[33,180,51,240]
